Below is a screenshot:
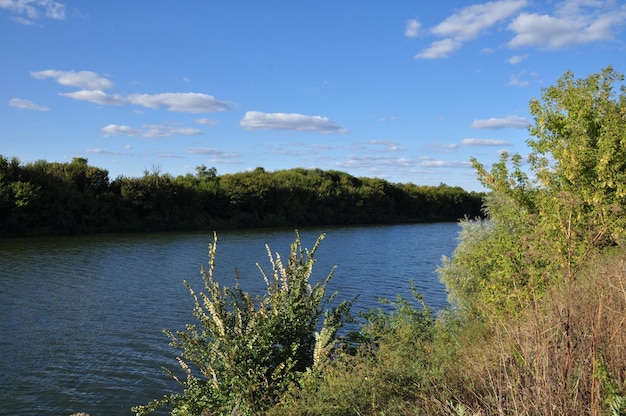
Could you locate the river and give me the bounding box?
[0,222,460,415]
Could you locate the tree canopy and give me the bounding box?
[0,159,483,237]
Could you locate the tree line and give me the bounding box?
[0,157,484,237]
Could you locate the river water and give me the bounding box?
[0,222,460,415]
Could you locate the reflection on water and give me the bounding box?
[0,223,459,415]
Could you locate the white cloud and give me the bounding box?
[196,117,219,125]
[9,98,49,111]
[11,16,35,24]
[144,124,203,138]
[430,142,459,151]
[31,69,114,90]
[414,38,461,59]
[60,90,125,105]
[377,115,398,123]
[101,123,203,138]
[507,0,626,49]
[419,158,472,168]
[412,0,624,58]
[30,69,233,113]
[432,0,527,40]
[508,71,529,86]
[240,111,348,134]
[366,139,407,151]
[508,13,581,48]
[415,0,527,59]
[268,141,334,157]
[186,148,226,155]
[405,19,421,38]
[508,54,528,64]
[471,115,529,129]
[84,148,125,155]
[269,145,310,157]
[102,124,142,137]
[127,92,230,113]
[154,152,183,158]
[462,138,513,146]
[186,148,241,163]
[1,0,66,22]
[336,154,414,169]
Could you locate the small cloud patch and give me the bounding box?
[9,98,49,111]
[471,115,529,129]
[240,111,348,134]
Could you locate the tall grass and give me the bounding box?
[458,250,626,415]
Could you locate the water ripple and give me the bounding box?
[0,223,459,415]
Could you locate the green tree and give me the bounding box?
[528,66,626,247]
[441,66,626,319]
[195,164,217,181]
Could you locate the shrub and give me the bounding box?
[133,231,352,416]
[271,286,461,415]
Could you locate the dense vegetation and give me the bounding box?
[135,66,626,415]
[0,158,483,237]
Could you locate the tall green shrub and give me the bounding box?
[441,67,626,320]
[437,66,626,413]
[133,231,352,416]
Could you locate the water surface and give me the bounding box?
[0,223,459,415]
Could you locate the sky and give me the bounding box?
[1,0,625,191]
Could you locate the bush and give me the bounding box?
[133,231,352,416]
[271,286,461,415]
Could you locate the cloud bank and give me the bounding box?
[240,111,348,134]
[126,93,230,113]
[471,115,529,129]
[32,69,232,113]
[415,0,527,59]
[508,1,626,49]
[31,70,113,90]
[412,0,626,59]
[9,98,49,111]
[462,138,512,146]
[102,124,203,138]
[1,0,66,23]
[60,90,126,106]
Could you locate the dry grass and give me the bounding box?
[452,250,626,415]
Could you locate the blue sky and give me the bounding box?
[2,1,625,191]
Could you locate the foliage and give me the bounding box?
[440,66,626,320]
[435,66,626,412]
[133,231,352,416]
[0,156,483,237]
[527,66,626,249]
[271,287,459,416]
